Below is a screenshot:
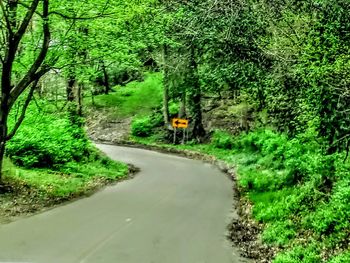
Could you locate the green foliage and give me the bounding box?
[169,101,179,116]
[131,112,163,138]
[3,97,128,199]
[303,177,350,242]
[262,220,296,246]
[7,103,90,168]
[5,157,127,198]
[328,252,350,263]
[131,116,154,137]
[249,188,300,222]
[90,73,163,119]
[211,130,234,150]
[273,244,321,263]
[229,129,350,260]
[238,167,289,192]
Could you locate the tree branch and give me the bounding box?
[48,10,114,20]
[17,1,113,20]
[0,0,13,36]
[9,0,51,108]
[14,0,40,47]
[6,80,37,141]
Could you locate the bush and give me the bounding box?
[169,101,179,116]
[7,105,90,168]
[211,130,234,149]
[262,220,296,246]
[239,167,290,192]
[131,116,154,137]
[328,252,350,263]
[249,188,301,222]
[273,244,321,263]
[303,178,350,242]
[131,112,164,138]
[231,129,350,261]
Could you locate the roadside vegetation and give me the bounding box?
[1,0,350,262]
[0,0,154,220]
[87,73,163,119]
[0,99,127,221]
[88,72,350,262]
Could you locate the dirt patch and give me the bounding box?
[229,193,280,262]
[86,109,132,143]
[0,165,138,225]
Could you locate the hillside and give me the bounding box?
[87,74,350,263]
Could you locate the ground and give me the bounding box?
[86,109,132,143]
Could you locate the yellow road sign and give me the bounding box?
[172,118,189,129]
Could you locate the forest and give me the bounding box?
[0,0,349,262]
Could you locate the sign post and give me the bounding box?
[172,118,189,144]
[173,127,177,144]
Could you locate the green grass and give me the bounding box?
[3,158,127,198]
[88,72,163,118]
[3,98,128,200]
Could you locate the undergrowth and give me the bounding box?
[87,74,349,262]
[3,99,128,199]
[132,129,350,262]
[88,72,163,119]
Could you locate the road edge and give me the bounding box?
[95,139,276,263]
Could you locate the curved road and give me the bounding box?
[0,145,244,263]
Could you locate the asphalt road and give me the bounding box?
[0,145,244,263]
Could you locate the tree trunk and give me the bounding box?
[77,83,83,117]
[163,45,170,125]
[101,61,110,95]
[67,74,75,103]
[0,110,9,181]
[190,88,205,141]
[66,73,80,125]
[188,47,205,141]
[0,141,5,182]
[179,92,187,118]
[163,79,170,125]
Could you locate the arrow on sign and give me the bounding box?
[172,118,189,129]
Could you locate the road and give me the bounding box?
[0,145,244,263]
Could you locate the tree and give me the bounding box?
[0,0,51,181]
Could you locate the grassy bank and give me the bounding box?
[87,72,163,119]
[132,130,350,262]
[0,99,128,222]
[86,74,349,262]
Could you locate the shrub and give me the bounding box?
[249,188,300,222]
[328,252,350,263]
[273,244,321,263]
[211,130,234,149]
[169,101,179,116]
[232,128,350,261]
[303,178,350,243]
[131,111,164,138]
[131,116,154,137]
[262,220,296,246]
[7,105,90,168]
[238,167,289,192]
